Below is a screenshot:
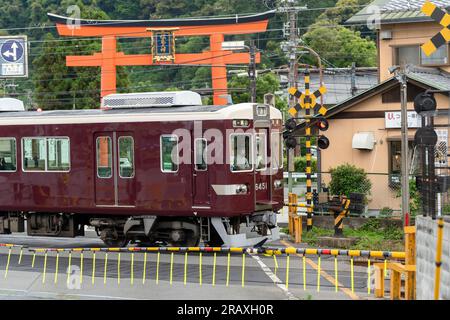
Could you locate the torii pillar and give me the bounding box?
[48,11,275,105]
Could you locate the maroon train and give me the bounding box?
[0,91,283,247]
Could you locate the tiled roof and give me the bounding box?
[346,0,450,24]
[407,65,450,90]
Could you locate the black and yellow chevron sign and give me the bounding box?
[287,73,327,117]
[421,1,450,56]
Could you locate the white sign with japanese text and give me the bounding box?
[385,111,422,128]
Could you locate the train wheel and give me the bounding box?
[167,230,199,247]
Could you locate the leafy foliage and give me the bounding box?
[329,163,372,197]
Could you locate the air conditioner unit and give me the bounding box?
[380,30,393,40]
[352,132,376,150]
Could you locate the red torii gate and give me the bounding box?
[48,11,275,105]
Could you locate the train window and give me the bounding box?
[194,138,207,171]
[47,138,70,171]
[271,132,283,169]
[97,136,112,178]
[230,134,253,172]
[0,138,16,172]
[22,138,46,171]
[118,136,135,178]
[255,133,267,171]
[161,135,179,173]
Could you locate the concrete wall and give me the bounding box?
[416,216,450,300]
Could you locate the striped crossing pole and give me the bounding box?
[304,70,313,231]
[288,70,327,232]
[334,197,351,236]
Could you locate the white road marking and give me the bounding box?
[250,254,299,300]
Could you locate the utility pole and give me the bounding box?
[279,0,307,194]
[395,66,410,226]
[351,62,357,96]
[249,40,257,103]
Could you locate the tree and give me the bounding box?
[304,23,377,67]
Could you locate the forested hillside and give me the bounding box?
[0,0,375,109]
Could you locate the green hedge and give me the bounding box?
[283,156,317,173]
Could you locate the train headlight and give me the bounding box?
[236,184,248,194]
[274,180,283,189]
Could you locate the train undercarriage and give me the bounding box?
[0,211,279,247]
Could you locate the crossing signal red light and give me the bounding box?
[316,117,329,131]
[318,135,329,150]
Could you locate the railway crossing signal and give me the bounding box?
[421,1,450,56]
[285,69,329,231]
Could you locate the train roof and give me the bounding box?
[0,103,282,126]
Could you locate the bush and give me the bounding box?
[329,164,372,198]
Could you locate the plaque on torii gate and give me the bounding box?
[47,11,275,105]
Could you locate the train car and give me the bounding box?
[0,91,284,247]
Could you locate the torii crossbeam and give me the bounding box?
[48,11,275,105]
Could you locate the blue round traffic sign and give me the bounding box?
[1,40,24,63]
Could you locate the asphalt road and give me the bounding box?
[0,232,375,300]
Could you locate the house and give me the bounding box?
[315,0,450,213]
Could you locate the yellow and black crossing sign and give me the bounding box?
[421,1,450,56]
[288,77,327,117]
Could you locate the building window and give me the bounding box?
[160,135,179,173]
[421,44,448,65]
[23,137,70,172]
[118,136,135,178]
[0,138,16,172]
[255,133,267,171]
[394,46,420,66]
[194,138,207,171]
[388,140,414,186]
[97,136,112,178]
[230,134,253,172]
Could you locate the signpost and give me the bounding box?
[0,36,28,78]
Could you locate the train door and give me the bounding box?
[94,132,136,207]
[255,128,271,205]
[192,137,210,207]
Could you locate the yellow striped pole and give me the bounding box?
[66,252,71,285]
[104,253,108,285]
[434,217,444,300]
[54,253,59,284]
[4,248,11,279]
[184,252,188,285]
[305,69,313,231]
[117,253,121,285]
[142,252,147,284]
[226,252,230,287]
[285,254,290,289]
[156,252,160,285]
[18,248,23,265]
[212,252,217,286]
[241,253,246,288]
